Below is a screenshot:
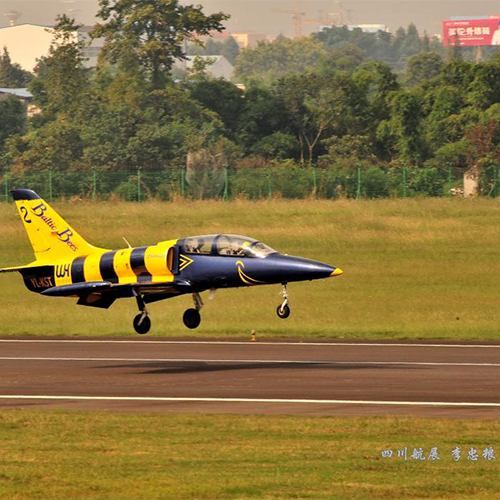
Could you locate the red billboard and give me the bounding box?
[443,19,500,47]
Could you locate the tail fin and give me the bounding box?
[11,189,99,261]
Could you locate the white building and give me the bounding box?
[175,55,234,80]
[319,24,389,34]
[0,23,103,73]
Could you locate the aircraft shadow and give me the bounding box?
[96,361,420,375]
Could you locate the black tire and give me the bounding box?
[133,314,151,335]
[183,308,201,329]
[277,304,290,319]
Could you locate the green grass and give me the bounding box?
[0,410,499,499]
[1,197,500,339]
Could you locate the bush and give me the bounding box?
[407,167,446,197]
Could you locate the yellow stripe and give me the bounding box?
[84,252,104,282]
[144,244,174,284]
[113,248,137,284]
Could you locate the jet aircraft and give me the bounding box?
[0,189,343,334]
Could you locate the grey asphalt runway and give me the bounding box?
[1,337,500,418]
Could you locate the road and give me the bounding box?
[1,337,500,417]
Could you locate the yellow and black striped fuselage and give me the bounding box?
[2,189,343,333]
[23,240,177,293]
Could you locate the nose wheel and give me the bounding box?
[183,293,203,329]
[277,283,291,319]
[132,291,151,334]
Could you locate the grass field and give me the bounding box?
[1,197,500,339]
[0,410,499,499]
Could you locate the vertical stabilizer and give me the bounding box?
[11,189,100,261]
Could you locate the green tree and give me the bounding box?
[235,85,290,155]
[0,47,32,87]
[186,78,244,141]
[468,62,500,109]
[192,37,240,65]
[316,44,367,73]
[315,25,394,66]
[0,96,26,152]
[91,0,229,88]
[29,15,89,116]
[405,52,443,86]
[400,23,422,59]
[221,37,240,66]
[380,90,427,164]
[234,36,326,84]
[252,131,298,160]
[425,86,466,149]
[276,71,368,164]
[9,117,84,170]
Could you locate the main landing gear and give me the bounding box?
[132,291,206,334]
[277,283,291,319]
[133,292,151,335]
[183,293,203,329]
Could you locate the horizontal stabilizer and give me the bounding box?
[41,281,112,297]
[0,266,27,274]
[0,262,50,274]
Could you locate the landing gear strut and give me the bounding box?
[277,283,290,319]
[133,291,151,334]
[183,293,203,329]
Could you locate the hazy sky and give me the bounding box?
[2,1,500,37]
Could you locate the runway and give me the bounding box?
[1,337,500,417]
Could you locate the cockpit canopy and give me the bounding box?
[182,234,277,259]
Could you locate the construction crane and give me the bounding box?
[272,1,352,38]
[270,0,321,38]
[330,1,351,27]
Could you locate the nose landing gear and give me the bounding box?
[133,291,151,334]
[183,292,203,329]
[277,283,290,319]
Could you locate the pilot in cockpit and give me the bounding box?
[186,238,204,253]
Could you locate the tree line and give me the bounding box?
[1,0,500,198]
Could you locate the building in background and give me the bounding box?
[173,55,234,80]
[194,30,268,50]
[0,23,103,72]
[319,23,389,33]
[230,33,267,49]
[0,87,32,101]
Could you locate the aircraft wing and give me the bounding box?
[40,280,193,309]
[41,281,113,297]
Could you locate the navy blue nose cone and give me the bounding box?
[265,254,342,283]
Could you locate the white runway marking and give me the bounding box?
[0,394,499,407]
[0,356,499,368]
[0,339,499,349]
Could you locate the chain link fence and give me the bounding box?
[0,165,494,202]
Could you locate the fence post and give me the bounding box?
[92,168,97,201]
[494,164,499,198]
[4,170,8,202]
[447,164,453,197]
[268,165,273,199]
[312,166,317,199]
[356,165,361,200]
[137,167,142,202]
[48,168,53,202]
[223,166,229,201]
[180,166,186,198]
[402,166,407,198]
